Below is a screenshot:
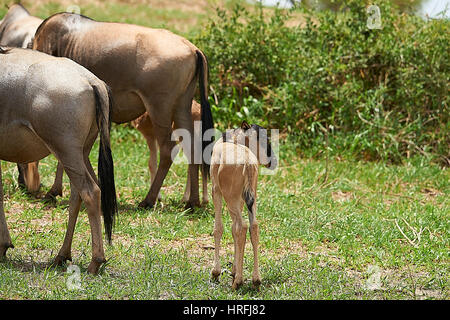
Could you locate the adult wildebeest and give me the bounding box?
[132,100,209,205]
[32,12,214,209]
[0,3,44,193]
[210,122,276,289]
[0,47,117,274]
[0,3,42,48]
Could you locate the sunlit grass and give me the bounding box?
[0,125,448,299]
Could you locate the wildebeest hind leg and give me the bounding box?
[230,210,247,290]
[57,152,106,274]
[211,179,223,281]
[138,125,176,209]
[52,182,81,266]
[146,132,161,200]
[174,100,200,208]
[52,134,97,267]
[248,206,261,288]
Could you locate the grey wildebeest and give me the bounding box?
[0,3,44,193]
[132,100,209,204]
[0,47,117,274]
[32,12,214,209]
[210,122,277,289]
[0,3,42,48]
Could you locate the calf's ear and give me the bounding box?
[241,121,251,130]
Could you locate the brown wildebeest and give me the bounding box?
[43,100,209,205]
[0,3,44,193]
[0,3,42,48]
[32,12,214,209]
[0,47,117,274]
[210,122,277,289]
[132,100,209,204]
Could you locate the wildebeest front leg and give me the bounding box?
[45,161,64,200]
[59,154,106,274]
[0,164,14,258]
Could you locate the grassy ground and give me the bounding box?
[0,0,304,37]
[0,125,448,299]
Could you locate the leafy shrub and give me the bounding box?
[195,0,449,164]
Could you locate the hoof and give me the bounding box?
[17,178,26,189]
[211,269,221,281]
[44,189,62,201]
[43,194,58,203]
[252,278,261,289]
[51,254,72,267]
[87,257,106,275]
[0,242,14,258]
[138,200,154,209]
[232,278,244,290]
[184,200,200,210]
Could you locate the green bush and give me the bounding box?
[195,0,449,164]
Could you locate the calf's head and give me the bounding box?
[223,121,277,170]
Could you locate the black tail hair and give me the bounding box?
[93,84,117,244]
[196,50,214,179]
[243,188,255,216]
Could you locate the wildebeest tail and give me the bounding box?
[196,50,214,179]
[92,84,118,244]
[242,165,257,217]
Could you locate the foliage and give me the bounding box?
[195,0,449,164]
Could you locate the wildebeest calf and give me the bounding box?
[210,121,276,289]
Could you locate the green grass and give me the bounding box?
[0,0,251,38]
[0,125,448,299]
